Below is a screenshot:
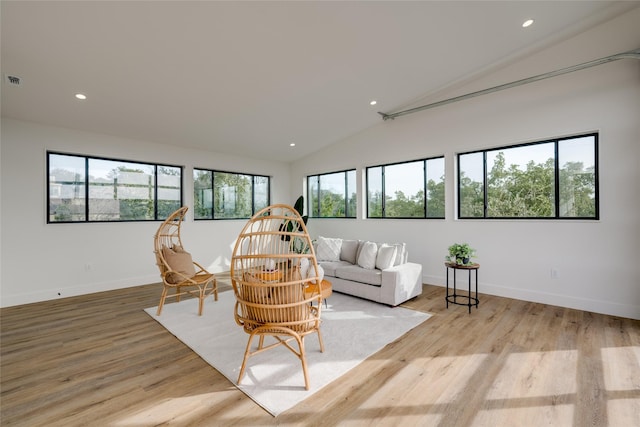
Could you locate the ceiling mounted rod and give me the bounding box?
[378,49,640,121]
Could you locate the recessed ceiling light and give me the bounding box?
[522,19,534,28]
[370,100,377,106]
[75,93,87,100]
[290,143,296,147]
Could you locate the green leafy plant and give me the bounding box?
[280,196,310,253]
[446,243,476,265]
[292,195,308,226]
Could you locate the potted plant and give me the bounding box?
[446,243,476,265]
[280,196,310,253]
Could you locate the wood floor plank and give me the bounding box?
[1,281,639,426]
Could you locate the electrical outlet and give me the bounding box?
[551,268,559,279]
[84,263,93,271]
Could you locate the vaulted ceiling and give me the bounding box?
[2,1,636,162]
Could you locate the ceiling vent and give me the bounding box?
[4,74,22,86]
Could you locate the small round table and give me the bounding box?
[445,262,479,313]
[305,279,332,307]
[255,269,283,282]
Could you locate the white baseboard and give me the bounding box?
[423,274,640,320]
[0,274,159,308]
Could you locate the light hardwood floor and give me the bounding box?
[1,280,638,426]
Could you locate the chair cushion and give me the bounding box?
[242,272,271,302]
[162,246,196,284]
[265,283,309,324]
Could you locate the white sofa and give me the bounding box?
[314,236,423,306]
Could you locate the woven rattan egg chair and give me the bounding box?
[154,206,217,316]
[230,204,326,390]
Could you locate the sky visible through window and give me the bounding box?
[51,156,155,179]
[382,159,445,197]
[462,136,595,181]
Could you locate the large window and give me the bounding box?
[367,157,445,219]
[307,170,356,218]
[194,169,270,219]
[48,152,182,223]
[458,133,598,219]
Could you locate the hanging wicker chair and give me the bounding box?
[230,204,326,390]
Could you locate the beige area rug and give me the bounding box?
[144,290,431,416]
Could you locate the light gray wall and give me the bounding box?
[0,118,292,306]
[291,8,640,319]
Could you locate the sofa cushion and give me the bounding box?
[318,260,352,277]
[340,239,359,264]
[335,264,382,286]
[376,244,398,270]
[357,241,377,270]
[316,236,342,261]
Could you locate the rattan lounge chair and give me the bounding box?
[230,204,326,390]
[154,206,217,316]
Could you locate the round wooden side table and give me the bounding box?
[304,279,332,307]
[445,262,479,313]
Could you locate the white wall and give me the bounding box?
[291,8,640,319]
[0,118,292,306]
[1,8,638,319]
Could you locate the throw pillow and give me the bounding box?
[340,239,359,264]
[298,257,324,283]
[357,241,378,270]
[299,257,310,279]
[162,245,196,284]
[310,264,325,283]
[376,244,398,270]
[316,236,342,261]
[391,243,406,266]
[355,240,366,262]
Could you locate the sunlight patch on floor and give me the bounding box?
[607,398,640,426]
[470,350,578,426]
[338,412,443,427]
[113,391,233,426]
[601,346,640,390]
[486,350,578,399]
[471,404,574,426]
[602,346,640,425]
[336,353,488,424]
[363,354,488,406]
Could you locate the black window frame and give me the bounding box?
[306,169,357,219]
[193,168,271,220]
[47,151,183,223]
[365,156,445,219]
[457,132,599,220]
